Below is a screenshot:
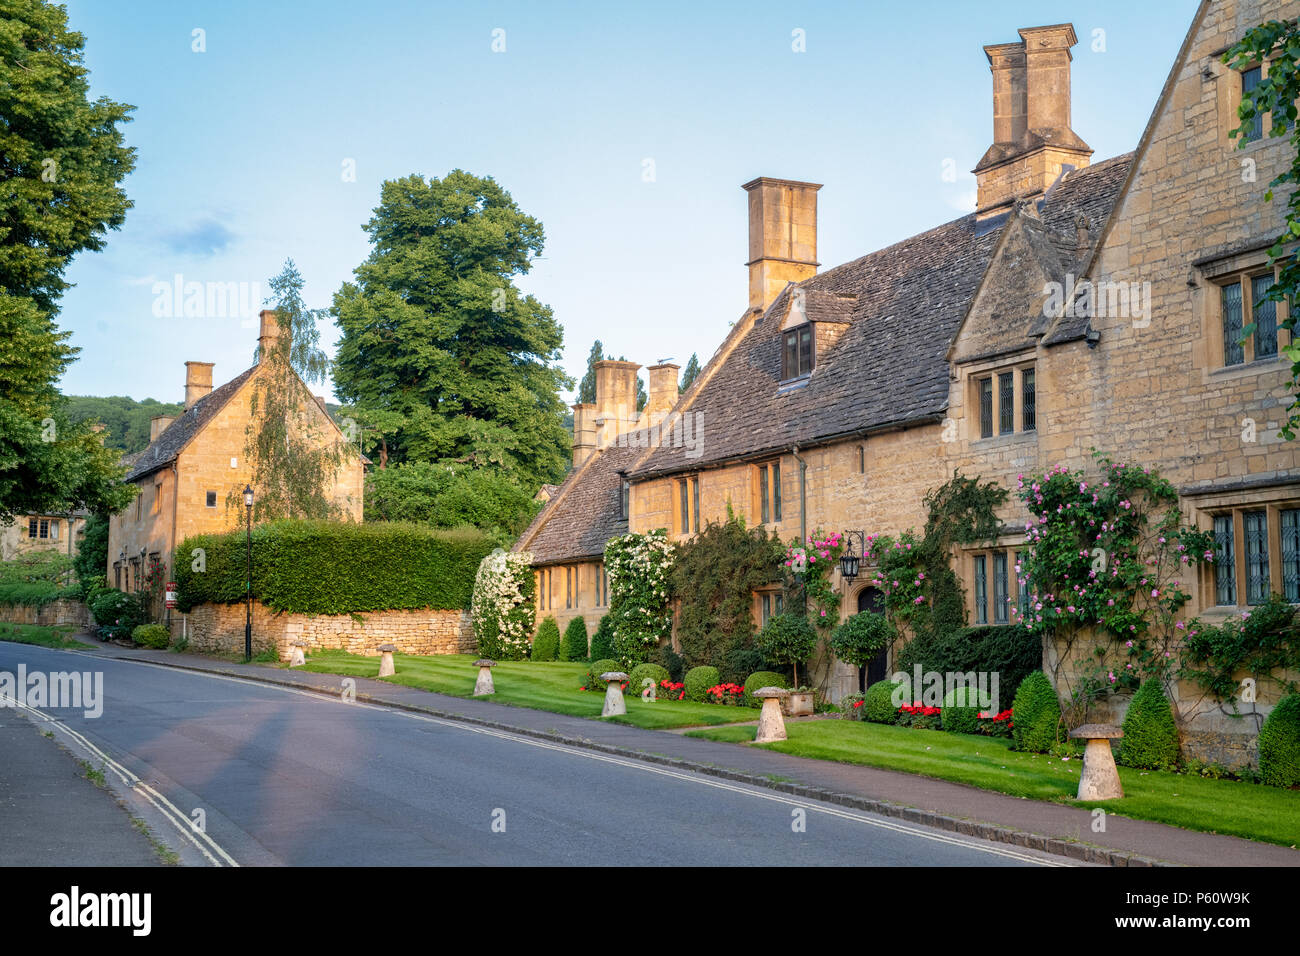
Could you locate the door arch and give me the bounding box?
[856,587,889,692]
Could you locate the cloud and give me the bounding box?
[162,218,237,256]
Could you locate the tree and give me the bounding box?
[72,511,109,591]
[577,340,602,404]
[1226,22,1300,437]
[364,460,539,543]
[680,352,701,391]
[234,260,354,522]
[332,170,572,486]
[62,395,184,454]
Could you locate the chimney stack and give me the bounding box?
[592,359,641,447]
[742,177,821,313]
[973,24,1091,213]
[258,309,283,361]
[184,361,214,409]
[150,415,176,442]
[643,363,679,425]
[571,402,597,468]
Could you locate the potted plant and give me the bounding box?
[757,613,818,716]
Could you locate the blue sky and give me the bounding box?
[55,0,1195,404]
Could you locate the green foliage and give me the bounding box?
[742,670,787,706]
[589,614,615,661]
[1258,694,1300,788]
[683,665,721,703]
[72,512,109,593]
[1011,671,1063,753]
[331,169,571,485]
[781,530,845,627]
[679,353,701,392]
[896,623,1040,706]
[577,340,602,405]
[942,685,985,736]
[864,679,902,724]
[532,617,560,661]
[1182,595,1300,705]
[89,588,147,641]
[0,551,79,609]
[672,514,782,668]
[62,397,184,454]
[628,662,670,700]
[364,461,539,542]
[755,613,818,687]
[719,646,766,686]
[831,611,896,668]
[1119,679,1181,771]
[1225,21,1300,438]
[558,616,588,662]
[605,530,675,667]
[584,658,622,692]
[471,549,536,660]
[131,623,170,649]
[655,642,686,683]
[174,520,494,614]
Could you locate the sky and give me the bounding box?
[54,0,1196,405]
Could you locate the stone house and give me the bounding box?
[516,2,1300,762]
[106,310,365,612]
[1,509,88,562]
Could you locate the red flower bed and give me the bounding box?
[705,682,745,705]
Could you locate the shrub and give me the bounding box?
[472,548,536,661]
[605,530,675,666]
[864,679,902,724]
[719,645,766,686]
[1258,693,1300,788]
[705,682,745,705]
[532,617,560,661]
[175,520,495,614]
[589,615,615,661]
[131,623,171,649]
[743,670,787,706]
[1118,679,1180,770]
[831,611,895,669]
[756,613,818,687]
[0,552,81,609]
[896,622,1039,707]
[941,684,987,735]
[89,588,148,641]
[628,662,671,700]
[841,693,865,719]
[683,665,721,702]
[1011,671,1063,753]
[560,617,589,662]
[656,643,687,683]
[584,659,622,692]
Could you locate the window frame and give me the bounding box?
[973,363,1036,441]
[780,324,814,382]
[1203,500,1300,610]
[1211,265,1289,368]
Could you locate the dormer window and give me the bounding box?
[782,325,813,380]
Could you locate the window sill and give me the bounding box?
[777,375,811,394]
[1210,354,1287,377]
[971,429,1037,447]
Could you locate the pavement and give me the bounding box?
[28,633,1297,868]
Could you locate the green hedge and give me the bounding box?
[0,552,81,609]
[628,662,671,700]
[941,685,984,735]
[1119,679,1180,770]
[532,617,560,661]
[1259,694,1300,788]
[1011,671,1063,753]
[584,659,623,692]
[560,617,589,662]
[173,520,494,614]
[684,665,721,703]
[589,615,615,661]
[864,680,901,724]
[743,670,787,706]
[896,623,1039,707]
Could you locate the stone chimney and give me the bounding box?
[571,402,597,468]
[150,415,176,442]
[592,359,641,447]
[643,363,679,425]
[184,361,214,409]
[257,309,283,360]
[973,24,1091,213]
[742,177,821,313]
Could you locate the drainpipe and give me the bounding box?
[791,445,807,544]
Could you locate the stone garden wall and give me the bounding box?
[0,599,91,628]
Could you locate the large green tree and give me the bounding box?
[62,395,184,454]
[0,1,136,523]
[680,352,701,392]
[332,170,571,486]
[577,340,603,404]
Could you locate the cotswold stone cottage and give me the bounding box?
[520,3,1300,762]
[107,311,364,607]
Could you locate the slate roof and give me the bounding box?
[123,365,257,483]
[515,442,641,565]
[628,153,1133,480]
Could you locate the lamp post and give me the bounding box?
[243,484,254,661]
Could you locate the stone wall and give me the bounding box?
[179,600,474,661]
[0,599,91,628]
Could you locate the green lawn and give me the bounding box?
[0,621,86,650]
[685,720,1300,848]
[297,650,761,730]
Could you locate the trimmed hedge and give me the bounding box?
[589,615,615,661]
[941,685,985,735]
[1119,679,1180,771]
[743,670,787,706]
[532,617,560,661]
[584,659,622,692]
[896,623,1039,708]
[173,520,494,614]
[560,617,589,662]
[0,552,81,609]
[1011,671,1063,753]
[628,663,671,700]
[1259,693,1300,788]
[131,623,171,649]
[684,665,721,703]
[864,680,901,724]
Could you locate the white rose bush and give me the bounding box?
[471,548,537,660]
[604,529,676,667]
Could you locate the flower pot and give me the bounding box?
[782,691,814,717]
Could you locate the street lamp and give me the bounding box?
[243,484,254,662]
[839,530,867,582]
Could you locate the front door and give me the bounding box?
[856,587,889,691]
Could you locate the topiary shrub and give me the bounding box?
[131,623,171,650]
[1118,678,1180,770]
[583,659,623,692]
[743,670,787,706]
[589,615,615,661]
[1011,671,1063,753]
[942,684,988,735]
[831,611,895,672]
[1259,693,1300,788]
[864,679,902,724]
[656,643,686,683]
[684,665,721,702]
[532,617,560,661]
[560,616,589,662]
[756,613,818,687]
[628,662,671,700]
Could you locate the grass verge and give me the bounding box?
[0,621,85,650]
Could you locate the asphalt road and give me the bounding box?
[0,643,1069,866]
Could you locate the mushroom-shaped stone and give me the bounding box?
[1069,723,1124,800]
[600,671,630,718]
[473,659,496,696]
[753,687,790,743]
[288,640,308,667]
[377,643,397,678]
